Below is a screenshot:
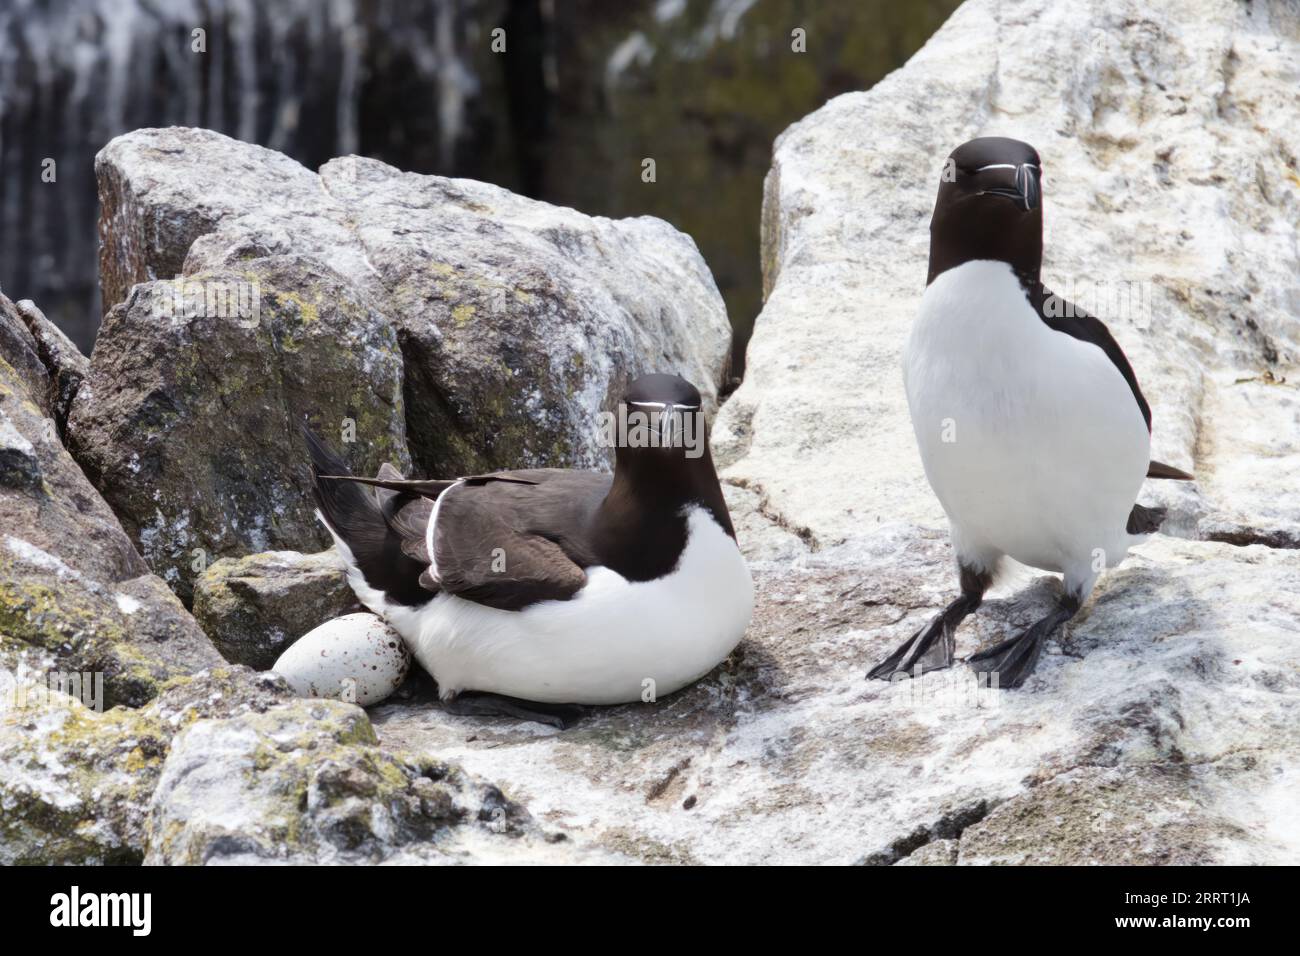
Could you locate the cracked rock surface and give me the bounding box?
[370,0,1300,864]
[0,667,593,865]
[1,292,221,709]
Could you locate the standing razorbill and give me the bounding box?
[867,136,1193,688]
[306,373,754,727]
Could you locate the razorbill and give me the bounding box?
[867,136,1193,689]
[306,373,754,727]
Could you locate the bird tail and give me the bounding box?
[302,424,385,557]
[303,425,444,608]
[1147,460,1193,481]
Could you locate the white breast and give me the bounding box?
[903,260,1150,581]
[378,506,754,705]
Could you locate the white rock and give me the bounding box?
[273,613,410,707]
[719,0,1299,554]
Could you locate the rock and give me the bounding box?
[0,309,221,708]
[0,410,40,491]
[370,0,1300,864]
[0,666,584,865]
[0,668,289,864]
[143,696,575,864]
[13,298,88,439]
[67,255,410,603]
[955,765,1251,865]
[193,549,359,669]
[95,129,327,317]
[893,839,959,867]
[272,613,410,707]
[95,127,732,483]
[0,291,52,421]
[307,156,733,477]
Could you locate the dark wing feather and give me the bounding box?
[386,496,434,564]
[1029,284,1152,432]
[431,471,610,612]
[304,428,434,606]
[316,473,538,496]
[311,446,608,611]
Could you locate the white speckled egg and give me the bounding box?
[272,613,410,707]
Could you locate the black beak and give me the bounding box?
[979,163,1040,212]
[1015,163,1040,211]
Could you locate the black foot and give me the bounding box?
[867,612,957,680]
[966,596,1080,689]
[868,566,991,682]
[443,691,586,729]
[965,628,1047,689]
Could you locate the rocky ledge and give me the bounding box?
[2,0,1298,865]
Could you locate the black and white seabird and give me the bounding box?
[306,373,754,727]
[867,136,1193,689]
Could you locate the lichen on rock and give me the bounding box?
[193,549,359,669]
[0,668,288,865]
[0,300,220,708]
[144,697,557,864]
[92,125,733,488]
[67,256,410,603]
[2,666,575,865]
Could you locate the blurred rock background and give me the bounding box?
[0,0,959,368]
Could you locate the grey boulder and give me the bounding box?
[83,127,732,603]
[193,549,359,669]
[67,255,410,603]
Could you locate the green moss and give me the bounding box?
[271,289,321,325]
[0,576,125,652]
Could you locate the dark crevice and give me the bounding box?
[1205,528,1300,550]
[857,798,996,866]
[723,476,819,551]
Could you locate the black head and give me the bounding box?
[612,373,708,473]
[928,137,1043,286]
[622,372,702,409]
[599,371,735,546]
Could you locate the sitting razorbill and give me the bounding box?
[306,373,753,726]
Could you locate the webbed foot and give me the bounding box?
[442,691,586,729]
